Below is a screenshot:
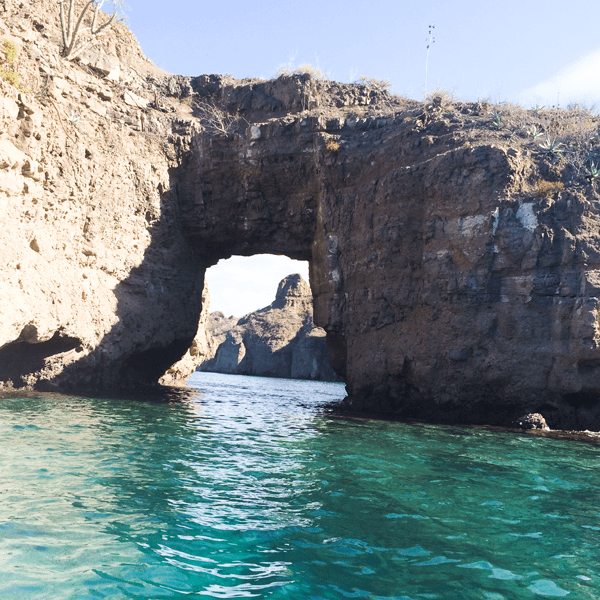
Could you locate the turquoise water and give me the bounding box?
[0,373,599,599]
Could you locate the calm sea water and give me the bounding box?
[0,372,599,599]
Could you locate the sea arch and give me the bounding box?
[8,73,599,429]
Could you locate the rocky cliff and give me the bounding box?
[200,274,340,381]
[4,1,600,429]
[0,0,208,389]
[179,82,600,430]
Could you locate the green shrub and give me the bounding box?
[3,40,17,63]
[1,70,19,87]
[0,39,26,91]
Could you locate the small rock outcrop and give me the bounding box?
[205,311,239,355]
[513,413,550,431]
[200,275,340,382]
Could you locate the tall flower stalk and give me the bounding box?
[424,23,435,103]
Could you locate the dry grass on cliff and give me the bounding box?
[196,100,245,137]
[356,76,392,91]
[405,87,600,188]
[276,63,329,80]
[535,180,565,197]
[481,102,600,184]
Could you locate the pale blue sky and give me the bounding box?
[204,255,310,319]
[126,0,600,105]
[121,0,600,316]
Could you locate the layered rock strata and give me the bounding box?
[3,2,600,429]
[180,80,600,430]
[200,274,340,381]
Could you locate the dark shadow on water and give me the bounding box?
[323,403,600,445]
[0,384,205,411]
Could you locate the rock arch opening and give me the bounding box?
[205,255,310,319]
[162,254,341,383]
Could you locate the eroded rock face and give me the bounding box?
[159,281,211,386]
[4,2,600,430]
[0,0,204,390]
[180,78,600,430]
[200,275,340,382]
[203,311,239,359]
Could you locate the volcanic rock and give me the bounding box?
[159,281,211,385]
[205,311,240,351]
[513,413,550,431]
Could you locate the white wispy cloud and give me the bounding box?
[518,48,600,108]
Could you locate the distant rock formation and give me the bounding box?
[205,311,240,354]
[200,275,341,382]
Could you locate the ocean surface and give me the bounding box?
[0,372,599,599]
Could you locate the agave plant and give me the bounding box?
[586,149,600,164]
[532,104,545,116]
[68,108,80,125]
[538,137,564,155]
[585,161,600,180]
[527,125,543,140]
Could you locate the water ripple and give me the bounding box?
[0,373,599,599]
